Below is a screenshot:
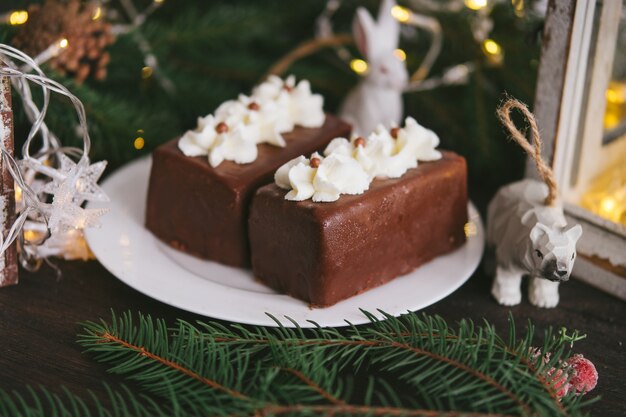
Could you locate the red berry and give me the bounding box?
[566,354,598,394]
[547,367,570,398]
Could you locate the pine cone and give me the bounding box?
[12,0,115,84]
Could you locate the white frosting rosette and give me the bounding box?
[289,79,325,128]
[275,116,443,202]
[237,94,290,147]
[323,117,442,179]
[178,115,219,157]
[208,124,258,167]
[275,153,370,202]
[178,76,325,167]
[253,75,325,128]
[178,104,259,167]
[400,116,442,162]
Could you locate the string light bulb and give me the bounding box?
[390,5,411,23]
[580,161,626,226]
[134,129,145,150]
[14,185,22,203]
[465,0,489,10]
[134,137,145,150]
[141,66,153,79]
[482,38,503,65]
[8,10,29,25]
[604,111,621,129]
[394,49,407,61]
[482,39,500,55]
[604,80,626,129]
[23,229,42,244]
[141,66,154,80]
[606,81,626,105]
[59,38,69,49]
[596,193,625,225]
[92,6,102,20]
[600,197,616,214]
[350,59,368,74]
[512,0,525,17]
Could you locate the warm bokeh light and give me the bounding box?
[390,5,411,23]
[92,6,102,20]
[141,66,153,79]
[14,185,22,203]
[606,81,625,104]
[581,163,626,226]
[134,137,145,150]
[394,49,406,61]
[9,10,28,25]
[482,39,500,55]
[482,39,503,65]
[23,229,43,243]
[604,110,621,130]
[601,197,616,214]
[465,0,488,10]
[59,38,69,49]
[512,0,525,17]
[350,59,368,74]
[604,81,626,130]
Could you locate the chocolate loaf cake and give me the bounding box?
[249,152,467,306]
[146,76,350,266]
[146,115,350,267]
[249,118,468,307]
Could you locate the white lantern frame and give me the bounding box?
[532,0,626,299]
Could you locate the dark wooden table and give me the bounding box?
[0,261,624,416]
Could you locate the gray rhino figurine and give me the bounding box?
[487,179,582,308]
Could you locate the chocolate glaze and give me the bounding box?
[248,151,468,307]
[145,115,351,267]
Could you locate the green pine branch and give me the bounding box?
[0,310,598,416]
[0,384,171,417]
[66,310,595,417]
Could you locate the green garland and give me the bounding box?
[0,311,596,416]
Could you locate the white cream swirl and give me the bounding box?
[178,76,325,167]
[324,117,442,179]
[274,153,370,202]
[275,116,442,202]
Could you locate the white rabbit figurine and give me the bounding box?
[340,0,409,135]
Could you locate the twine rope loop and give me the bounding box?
[497,98,558,206]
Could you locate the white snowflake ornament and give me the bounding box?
[42,155,108,205]
[44,162,108,232]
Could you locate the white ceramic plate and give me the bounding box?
[85,157,484,328]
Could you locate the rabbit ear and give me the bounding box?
[353,7,376,58]
[377,0,401,50]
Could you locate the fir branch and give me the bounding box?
[258,403,519,417]
[0,385,171,417]
[209,334,530,413]
[385,340,531,415]
[278,367,346,406]
[75,310,595,417]
[98,330,250,400]
[207,320,565,413]
[207,313,572,414]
